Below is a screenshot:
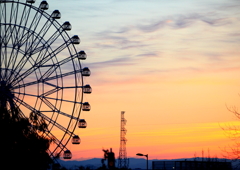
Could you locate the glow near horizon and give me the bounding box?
[30,0,240,160]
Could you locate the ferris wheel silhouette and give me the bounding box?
[0,0,91,159]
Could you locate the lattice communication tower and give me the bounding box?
[118,111,129,168]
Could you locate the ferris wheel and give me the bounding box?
[0,0,91,159]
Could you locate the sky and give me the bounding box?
[17,0,240,160]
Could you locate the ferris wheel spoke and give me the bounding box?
[1,49,8,78]
[6,23,61,83]
[23,17,55,55]
[41,82,81,97]
[12,69,82,90]
[11,41,73,87]
[42,116,72,136]
[13,96,75,137]
[16,104,69,156]
[12,91,42,98]
[10,42,52,79]
[42,86,85,101]
[29,8,66,47]
[47,132,66,151]
[11,28,32,48]
[0,3,5,22]
[5,45,21,79]
[37,113,75,140]
[7,38,19,64]
[18,108,71,156]
[10,3,25,45]
[0,2,9,42]
[37,97,79,121]
[6,27,64,83]
[1,25,10,46]
[47,132,70,157]
[40,113,73,137]
[32,31,74,65]
[12,100,26,119]
[3,24,14,46]
[39,53,80,81]
[20,21,68,61]
[0,26,47,82]
[9,22,50,54]
[7,39,50,83]
[38,25,67,50]
[12,69,82,91]
[25,8,44,35]
[12,79,40,89]
[1,32,24,81]
[43,88,62,97]
[44,96,81,104]
[41,98,79,121]
[13,88,62,101]
[6,46,36,82]
[19,2,32,28]
[5,2,22,46]
[40,98,78,120]
[12,4,31,46]
[15,5,63,55]
[10,2,32,45]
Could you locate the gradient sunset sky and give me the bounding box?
[41,0,240,160]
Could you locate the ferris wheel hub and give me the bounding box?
[0,81,13,95]
[0,81,14,108]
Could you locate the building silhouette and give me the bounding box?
[152,160,232,170]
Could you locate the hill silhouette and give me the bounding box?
[58,157,232,169]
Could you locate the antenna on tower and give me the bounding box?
[118,111,129,168]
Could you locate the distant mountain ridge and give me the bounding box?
[57,157,232,169]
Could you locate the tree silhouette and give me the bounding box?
[221,106,240,169]
[0,106,53,170]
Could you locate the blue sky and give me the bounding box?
[55,0,240,71]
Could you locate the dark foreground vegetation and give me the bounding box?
[0,106,53,170]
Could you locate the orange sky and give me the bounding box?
[5,0,240,161]
[48,0,240,160]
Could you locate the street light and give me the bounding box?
[136,153,148,170]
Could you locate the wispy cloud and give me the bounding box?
[115,13,233,34]
[87,56,135,70]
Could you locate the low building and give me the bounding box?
[152,160,232,170]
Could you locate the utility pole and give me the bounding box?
[118,111,129,168]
